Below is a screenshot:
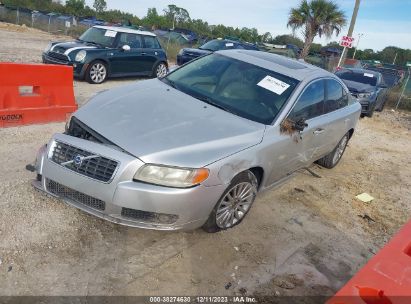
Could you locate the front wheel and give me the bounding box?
[86,61,108,84]
[202,171,258,233]
[317,132,349,169]
[152,62,168,78]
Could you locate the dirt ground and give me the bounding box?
[0,22,410,299]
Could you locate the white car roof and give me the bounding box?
[94,25,156,37]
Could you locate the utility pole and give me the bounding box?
[392,52,398,64]
[339,0,361,66]
[352,33,363,59]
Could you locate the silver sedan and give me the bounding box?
[30,50,361,232]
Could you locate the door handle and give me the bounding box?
[141,52,147,55]
[313,128,325,135]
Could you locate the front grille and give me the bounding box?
[51,141,118,182]
[46,179,105,211]
[47,51,69,62]
[121,207,178,224]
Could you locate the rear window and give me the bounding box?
[336,71,377,86]
[143,36,161,49]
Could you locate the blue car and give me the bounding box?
[177,39,259,65]
[335,68,388,117]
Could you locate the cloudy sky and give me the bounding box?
[85,0,411,51]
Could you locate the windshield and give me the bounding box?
[336,71,377,86]
[199,40,237,51]
[163,53,299,125]
[79,27,117,47]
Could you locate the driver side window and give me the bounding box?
[289,80,325,121]
[118,33,142,49]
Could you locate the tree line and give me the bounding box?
[1,0,410,66]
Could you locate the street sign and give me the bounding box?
[340,36,355,48]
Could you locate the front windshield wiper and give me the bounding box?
[192,94,235,115]
[161,78,179,89]
[84,41,104,47]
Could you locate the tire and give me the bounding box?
[202,171,258,233]
[86,60,108,84]
[152,61,168,78]
[376,100,386,112]
[317,132,349,169]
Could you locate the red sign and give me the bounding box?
[339,35,354,48]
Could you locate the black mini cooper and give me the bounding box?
[43,26,168,84]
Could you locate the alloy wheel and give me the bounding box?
[332,135,348,165]
[216,182,256,229]
[90,63,107,83]
[156,63,167,78]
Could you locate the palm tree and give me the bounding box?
[287,0,346,59]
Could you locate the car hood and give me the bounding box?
[342,79,375,93]
[74,79,266,168]
[182,48,212,56]
[50,41,98,56]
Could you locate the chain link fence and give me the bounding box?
[0,5,88,37]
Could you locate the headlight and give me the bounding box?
[134,164,209,188]
[178,49,185,56]
[358,92,372,98]
[75,50,87,62]
[44,42,52,52]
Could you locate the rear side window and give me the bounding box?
[118,33,142,49]
[143,36,161,49]
[325,79,349,113]
[289,80,325,120]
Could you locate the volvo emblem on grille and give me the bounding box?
[73,154,84,167]
[60,153,99,167]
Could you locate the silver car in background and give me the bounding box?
[30,50,361,232]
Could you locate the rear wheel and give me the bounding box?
[317,132,349,169]
[202,171,258,233]
[152,61,167,78]
[86,61,108,84]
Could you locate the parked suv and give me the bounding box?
[177,39,259,65]
[30,51,360,232]
[43,26,168,84]
[335,68,388,117]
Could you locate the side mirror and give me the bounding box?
[121,45,131,52]
[280,118,308,135]
[294,118,308,131]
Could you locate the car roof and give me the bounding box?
[93,25,156,37]
[217,49,332,81]
[214,39,255,46]
[337,68,381,77]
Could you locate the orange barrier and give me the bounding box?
[0,62,77,128]
[327,220,411,304]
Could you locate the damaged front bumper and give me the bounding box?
[31,133,225,231]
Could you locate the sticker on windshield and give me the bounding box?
[225,42,234,47]
[364,73,374,78]
[104,30,117,37]
[257,75,290,95]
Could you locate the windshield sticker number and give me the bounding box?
[364,73,374,78]
[225,43,234,47]
[257,76,290,95]
[104,30,117,37]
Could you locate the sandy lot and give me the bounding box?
[0,23,410,299]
